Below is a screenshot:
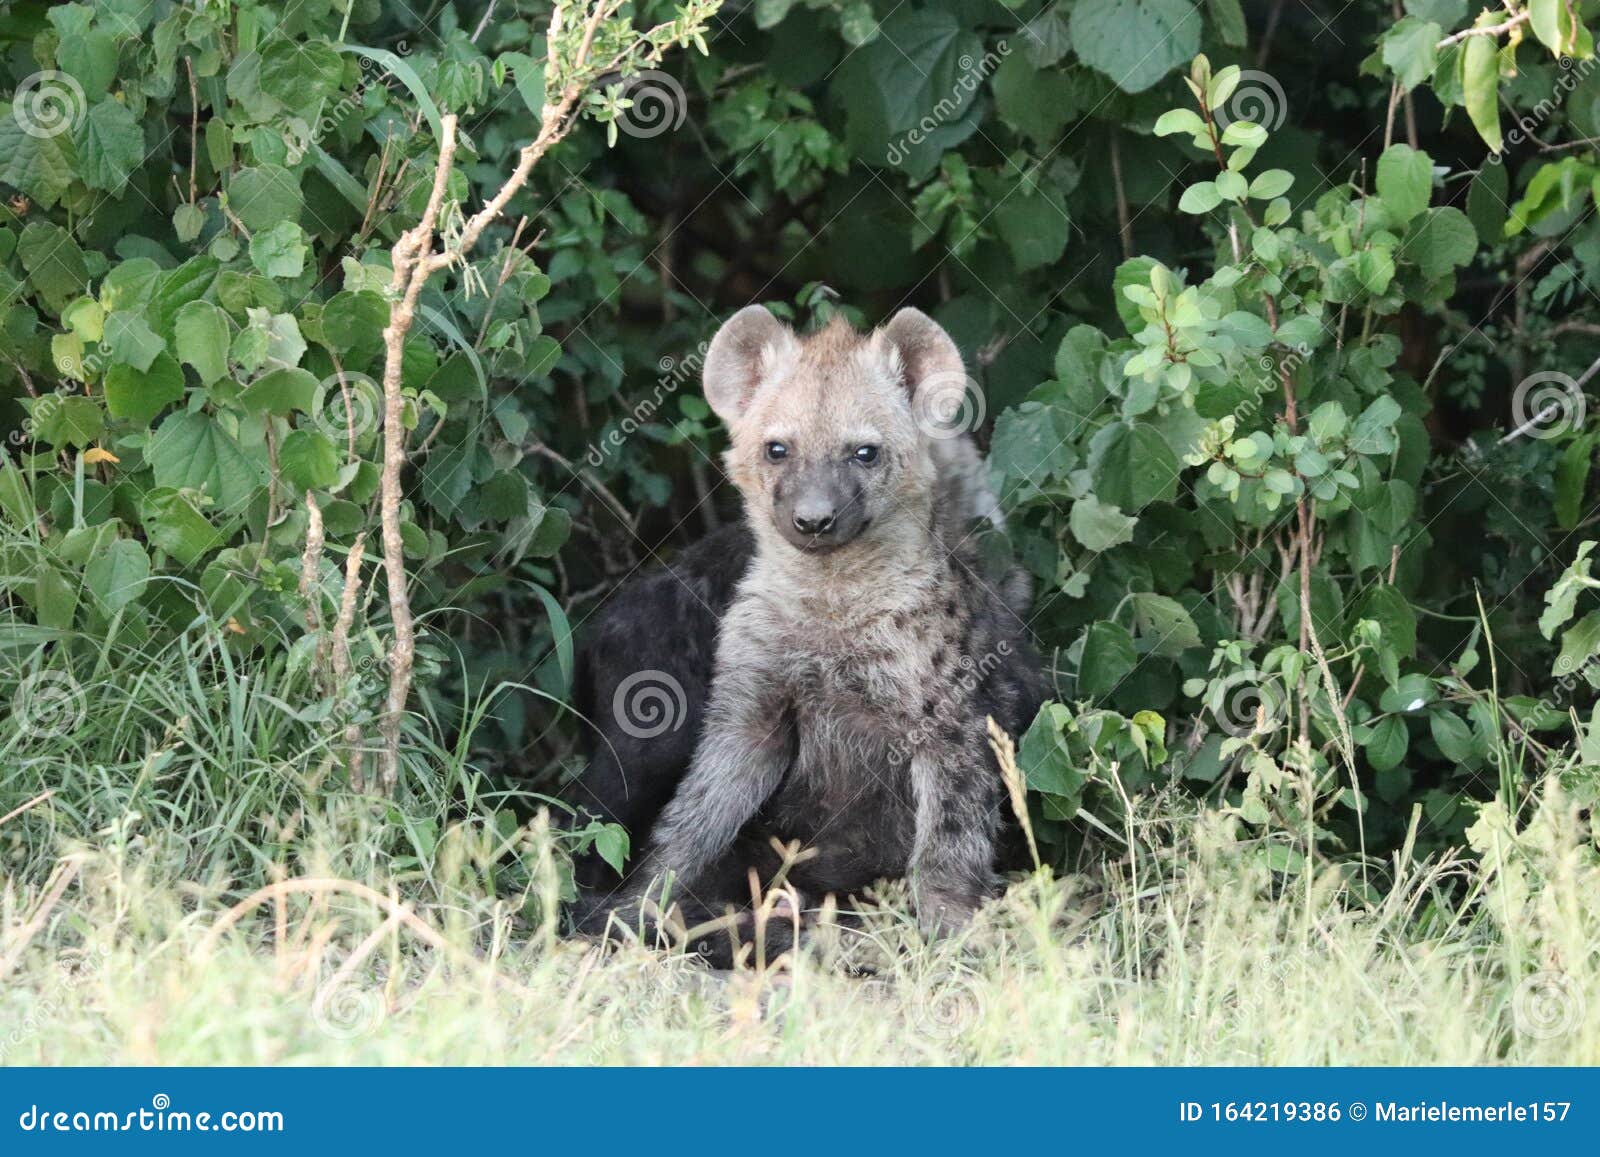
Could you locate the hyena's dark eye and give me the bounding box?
[852,444,880,466]
[765,441,789,462]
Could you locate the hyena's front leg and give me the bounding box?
[908,738,1003,937]
[619,659,792,910]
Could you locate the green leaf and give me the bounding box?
[1178,181,1222,213]
[1358,585,1419,659]
[479,471,532,522]
[1219,122,1266,150]
[1429,710,1477,764]
[1153,108,1207,137]
[34,566,78,630]
[592,825,629,875]
[101,311,166,372]
[1466,161,1509,244]
[1364,714,1409,772]
[1376,143,1433,225]
[173,203,206,244]
[1555,610,1600,680]
[1381,18,1442,92]
[84,538,150,613]
[498,51,547,118]
[139,488,224,567]
[147,412,263,511]
[992,54,1084,144]
[1462,27,1502,153]
[1089,421,1180,509]
[1017,702,1090,799]
[279,429,341,492]
[1380,673,1434,713]
[1079,620,1138,697]
[18,222,89,313]
[832,9,986,177]
[320,290,388,366]
[1529,0,1580,56]
[104,353,186,426]
[1129,592,1200,656]
[257,38,345,114]
[1404,207,1477,278]
[57,29,118,93]
[1069,0,1200,94]
[229,165,304,232]
[994,190,1070,271]
[73,98,145,194]
[0,105,78,208]
[1205,0,1248,46]
[249,220,308,279]
[1539,543,1596,639]
[241,367,318,415]
[34,395,103,448]
[173,301,231,385]
[1248,169,1293,200]
[1554,434,1594,530]
[1069,494,1137,551]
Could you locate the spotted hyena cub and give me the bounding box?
[573,306,1043,950]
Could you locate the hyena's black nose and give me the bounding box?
[793,511,836,536]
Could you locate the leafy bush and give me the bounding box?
[3,0,1600,884]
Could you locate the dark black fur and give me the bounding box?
[565,520,754,893]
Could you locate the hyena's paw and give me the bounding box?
[913,886,982,940]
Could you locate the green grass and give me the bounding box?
[3,628,1598,1065]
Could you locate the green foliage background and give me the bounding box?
[3,0,1600,884]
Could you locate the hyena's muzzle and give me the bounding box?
[772,460,870,553]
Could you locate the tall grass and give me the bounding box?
[4,567,1597,1064]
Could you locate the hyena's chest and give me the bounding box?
[754,623,959,876]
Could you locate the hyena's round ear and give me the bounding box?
[702,305,798,424]
[877,307,965,397]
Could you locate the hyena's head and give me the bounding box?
[702,306,968,556]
